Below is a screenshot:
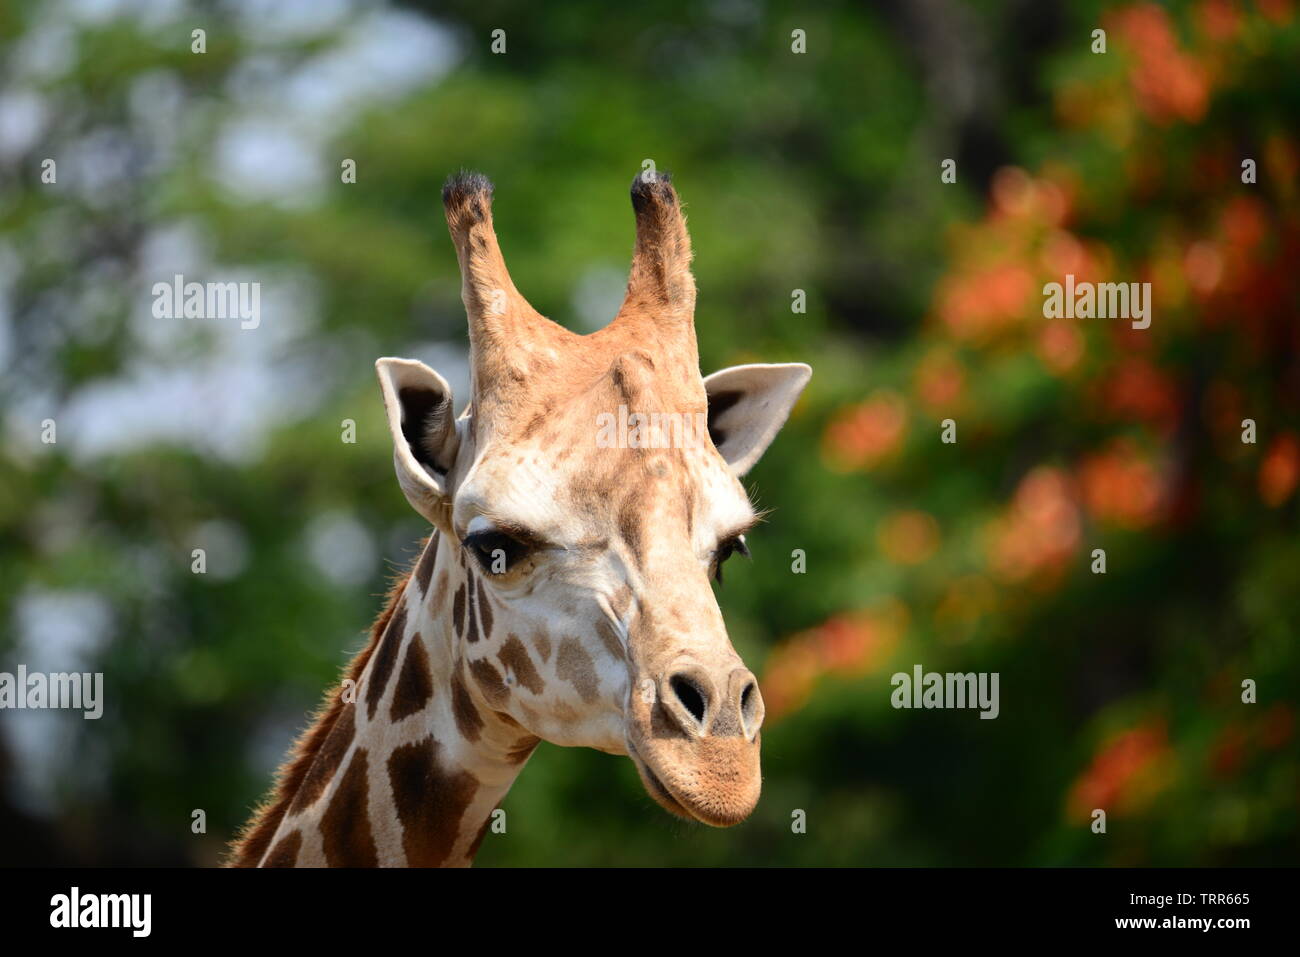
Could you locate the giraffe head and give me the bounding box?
[374,172,810,827]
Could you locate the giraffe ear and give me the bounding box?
[376,357,461,525]
[704,362,812,477]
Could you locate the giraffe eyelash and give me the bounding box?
[712,534,750,585]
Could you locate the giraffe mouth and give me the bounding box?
[626,740,709,825]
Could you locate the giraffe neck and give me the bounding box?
[258,531,538,867]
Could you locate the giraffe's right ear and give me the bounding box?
[375,357,461,525]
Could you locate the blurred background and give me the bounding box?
[1,0,1297,866]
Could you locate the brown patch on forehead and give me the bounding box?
[319,747,378,867]
[498,635,545,695]
[390,635,434,723]
[475,577,493,640]
[451,670,485,742]
[469,657,509,708]
[452,584,466,637]
[617,492,646,566]
[289,701,356,814]
[556,636,599,704]
[413,532,439,596]
[365,602,407,721]
[387,736,479,867]
[262,829,302,867]
[562,470,612,526]
[609,351,655,406]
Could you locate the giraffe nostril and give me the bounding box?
[735,670,764,738]
[669,674,708,728]
[740,681,758,723]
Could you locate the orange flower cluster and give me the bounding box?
[934,167,1081,346]
[821,388,908,472]
[914,348,966,413]
[878,509,941,566]
[1067,718,1175,821]
[761,602,908,722]
[1078,438,1170,529]
[1109,3,1210,125]
[985,466,1082,584]
[936,261,1037,343]
[1259,432,1300,506]
[1096,356,1181,436]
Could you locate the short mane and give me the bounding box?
[224,556,419,867]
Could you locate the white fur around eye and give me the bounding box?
[466,515,495,537]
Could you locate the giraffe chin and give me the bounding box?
[626,739,760,828]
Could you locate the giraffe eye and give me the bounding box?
[712,534,750,584]
[463,531,530,575]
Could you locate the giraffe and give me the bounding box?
[228,170,812,867]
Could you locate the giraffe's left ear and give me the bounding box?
[704,362,812,476]
[376,357,461,526]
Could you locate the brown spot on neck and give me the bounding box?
[365,602,407,721]
[466,813,494,859]
[320,747,379,867]
[430,568,449,614]
[262,829,303,868]
[390,635,434,723]
[387,736,480,867]
[289,700,356,814]
[413,531,439,595]
[451,669,485,742]
[452,583,467,637]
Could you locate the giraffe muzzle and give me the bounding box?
[626,658,766,827]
